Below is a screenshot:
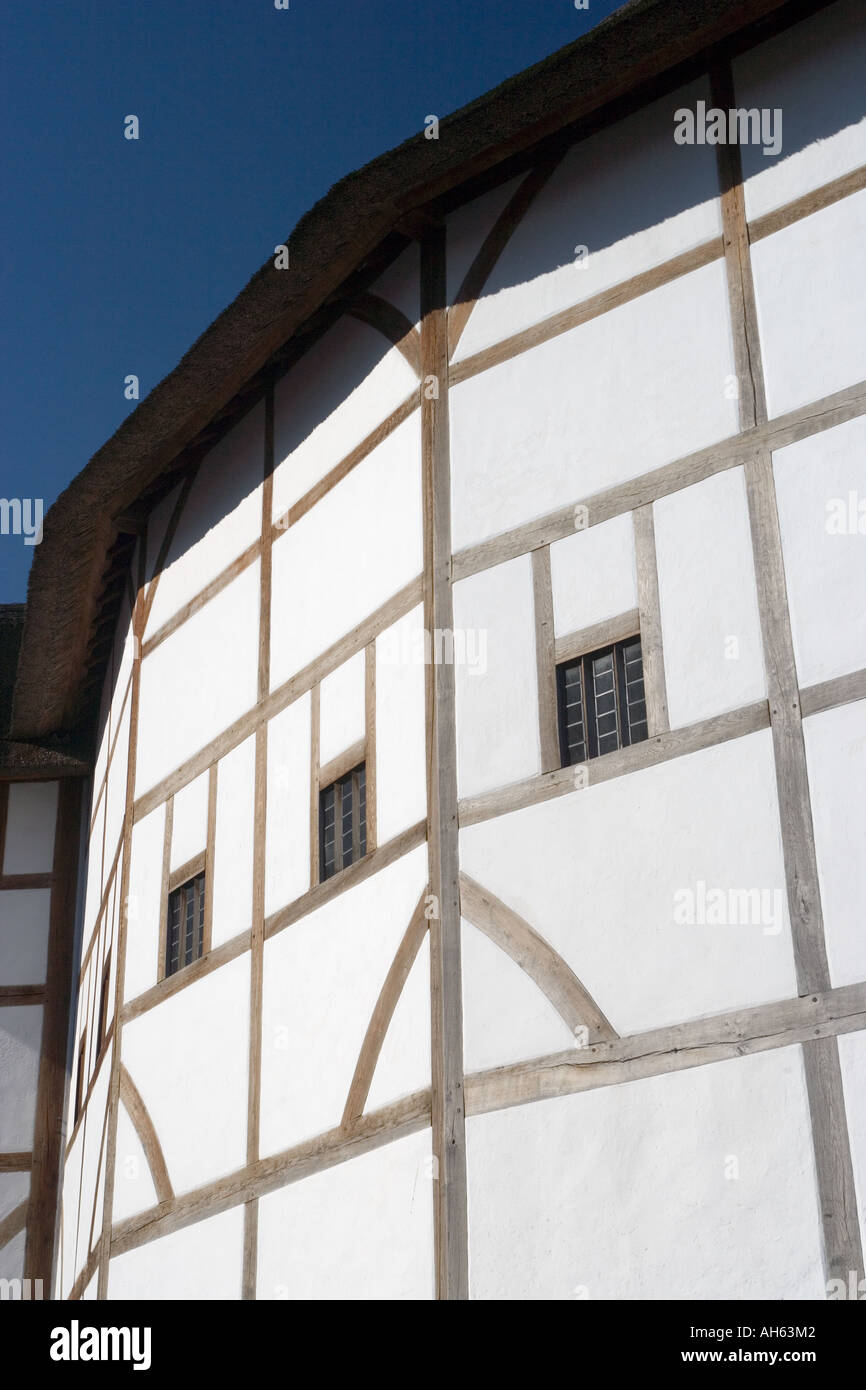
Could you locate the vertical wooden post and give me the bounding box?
[421,224,469,1301]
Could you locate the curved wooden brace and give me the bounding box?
[459,873,618,1043]
[119,1065,174,1205]
[0,1199,28,1253]
[341,891,429,1130]
[448,154,565,357]
[347,293,422,377]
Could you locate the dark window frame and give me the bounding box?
[319,762,367,883]
[164,871,207,979]
[74,1029,87,1123]
[556,634,648,767]
[96,949,111,1055]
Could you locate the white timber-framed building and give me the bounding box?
[1,0,866,1300]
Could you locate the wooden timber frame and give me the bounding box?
[53,2,866,1301]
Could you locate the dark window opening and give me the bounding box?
[165,872,206,978]
[96,951,111,1054]
[319,762,367,882]
[556,635,648,766]
[74,1030,87,1123]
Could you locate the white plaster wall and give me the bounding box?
[803,700,866,989]
[0,1231,25,1281]
[735,0,866,221]
[144,482,181,584]
[145,402,264,636]
[375,604,427,844]
[0,890,50,984]
[260,845,427,1155]
[136,562,260,796]
[838,1029,866,1259]
[81,812,105,952]
[453,554,540,799]
[108,1205,244,1300]
[0,1006,43,1150]
[369,242,420,327]
[455,77,721,364]
[3,782,57,874]
[124,804,166,1004]
[462,919,575,1075]
[774,415,866,688]
[112,1100,159,1223]
[170,769,209,872]
[460,730,797,1036]
[655,467,766,727]
[271,317,418,521]
[59,1130,84,1298]
[270,414,422,688]
[466,1045,824,1299]
[264,693,310,918]
[752,190,866,419]
[365,935,431,1113]
[121,953,250,1195]
[257,1129,433,1300]
[102,698,130,875]
[72,1054,111,1275]
[318,649,365,769]
[211,735,256,949]
[550,513,637,638]
[450,261,739,551]
[446,176,522,310]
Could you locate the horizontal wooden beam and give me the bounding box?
[554,609,640,666]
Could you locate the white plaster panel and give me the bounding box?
[803,700,866,989]
[467,1045,824,1299]
[461,919,575,1075]
[121,954,249,1195]
[260,845,428,1156]
[102,698,130,875]
[144,483,180,583]
[0,1006,43,1150]
[3,782,58,875]
[257,1128,433,1300]
[446,176,523,310]
[0,890,50,985]
[124,805,166,1004]
[270,415,422,688]
[264,693,310,918]
[82,812,105,948]
[550,513,637,638]
[655,467,766,727]
[838,1029,866,1260]
[112,1098,159,1223]
[136,562,260,796]
[0,1171,29,1223]
[453,555,540,799]
[59,1130,84,1298]
[735,0,866,222]
[318,649,366,770]
[450,261,739,551]
[366,935,431,1114]
[368,242,420,327]
[773,415,866,687]
[272,317,418,520]
[170,770,209,872]
[0,1231,25,1282]
[375,604,428,844]
[73,1054,111,1271]
[456,77,721,363]
[145,403,264,635]
[460,730,797,1036]
[211,736,256,949]
[108,1205,244,1300]
[751,190,866,420]
[80,1273,98,1300]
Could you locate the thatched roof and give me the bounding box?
[9,0,814,750]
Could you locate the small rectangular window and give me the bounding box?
[556,635,648,766]
[74,1030,87,1123]
[319,762,367,882]
[164,872,206,978]
[96,951,111,1054]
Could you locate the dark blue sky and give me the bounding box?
[1,0,625,601]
